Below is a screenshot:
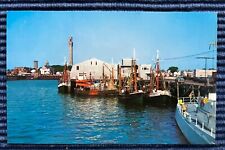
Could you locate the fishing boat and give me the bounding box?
[99,64,118,97]
[74,65,118,97]
[58,62,71,93]
[74,80,118,97]
[74,80,100,96]
[117,58,144,104]
[118,90,144,102]
[146,90,173,106]
[175,93,216,144]
[144,50,174,106]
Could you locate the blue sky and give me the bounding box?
[7,11,217,70]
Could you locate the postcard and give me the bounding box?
[7,11,217,144]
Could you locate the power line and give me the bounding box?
[161,50,215,61]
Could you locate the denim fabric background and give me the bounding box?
[0,0,224,149]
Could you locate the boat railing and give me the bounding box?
[179,106,215,137]
[179,97,198,104]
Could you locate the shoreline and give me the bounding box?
[7,75,61,81]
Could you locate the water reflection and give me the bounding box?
[58,94,188,144]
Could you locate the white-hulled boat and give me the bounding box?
[175,93,216,144]
[58,63,71,93]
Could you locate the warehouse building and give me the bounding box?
[70,58,117,80]
[70,58,152,80]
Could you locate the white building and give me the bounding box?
[121,58,151,80]
[182,70,194,77]
[40,60,51,75]
[174,71,181,77]
[194,69,216,78]
[40,66,51,75]
[139,64,151,80]
[70,58,117,80]
[71,58,152,80]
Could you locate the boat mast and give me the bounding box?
[134,60,138,92]
[131,59,134,92]
[102,65,105,83]
[118,64,122,95]
[149,66,153,94]
[63,62,68,83]
[89,72,92,80]
[156,50,160,92]
[112,66,114,84]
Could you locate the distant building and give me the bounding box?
[33,60,38,69]
[71,58,152,80]
[40,66,51,75]
[139,64,152,80]
[121,58,134,67]
[121,58,151,80]
[194,69,216,78]
[182,70,194,77]
[121,58,133,77]
[31,69,36,73]
[40,61,51,75]
[11,67,31,76]
[174,71,181,77]
[70,58,116,80]
[56,72,62,76]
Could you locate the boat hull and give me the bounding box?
[58,85,69,93]
[118,92,144,104]
[74,88,118,97]
[175,107,215,144]
[99,90,118,97]
[143,94,176,107]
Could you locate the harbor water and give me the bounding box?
[7,80,188,144]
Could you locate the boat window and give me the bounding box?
[96,61,97,65]
[76,66,79,70]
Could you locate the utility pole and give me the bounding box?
[118,64,122,95]
[177,81,179,101]
[196,57,214,86]
[209,42,217,70]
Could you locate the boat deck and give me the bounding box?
[178,101,215,139]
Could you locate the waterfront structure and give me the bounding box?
[194,69,216,78]
[11,67,31,76]
[33,60,38,70]
[70,58,116,80]
[40,61,51,75]
[71,58,151,80]
[68,36,73,66]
